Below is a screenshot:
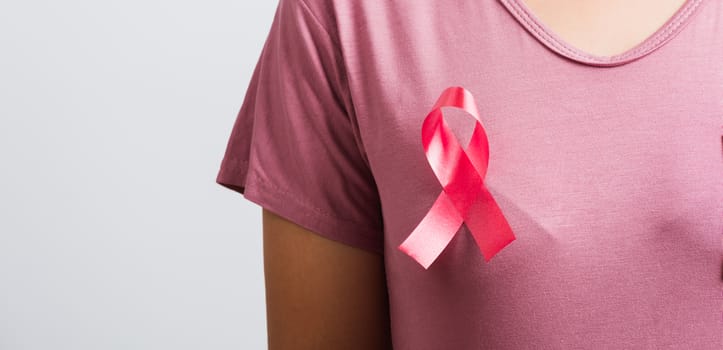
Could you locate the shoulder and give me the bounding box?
[291,0,423,42]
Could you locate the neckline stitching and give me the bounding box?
[618,0,702,59]
[501,0,704,66]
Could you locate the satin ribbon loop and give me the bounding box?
[398,86,516,269]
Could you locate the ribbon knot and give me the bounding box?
[398,86,516,269]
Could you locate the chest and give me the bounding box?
[333,1,723,347]
[340,0,722,254]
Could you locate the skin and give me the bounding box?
[521,0,690,57]
[262,208,392,350]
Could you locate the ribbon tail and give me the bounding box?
[398,191,464,269]
[464,187,516,262]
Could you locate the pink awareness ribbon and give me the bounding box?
[398,86,516,269]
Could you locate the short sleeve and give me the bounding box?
[215,0,384,254]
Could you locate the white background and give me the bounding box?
[0,1,276,348]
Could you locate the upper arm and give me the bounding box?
[215,2,390,345]
[262,208,392,350]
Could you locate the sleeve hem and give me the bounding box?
[216,164,384,255]
[215,157,249,194]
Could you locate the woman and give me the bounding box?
[216,0,722,348]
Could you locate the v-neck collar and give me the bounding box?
[498,0,707,67]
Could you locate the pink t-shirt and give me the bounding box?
[216,0,723,348]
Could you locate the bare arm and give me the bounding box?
[262,208,393,350]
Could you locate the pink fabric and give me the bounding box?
[216,0,723,348]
